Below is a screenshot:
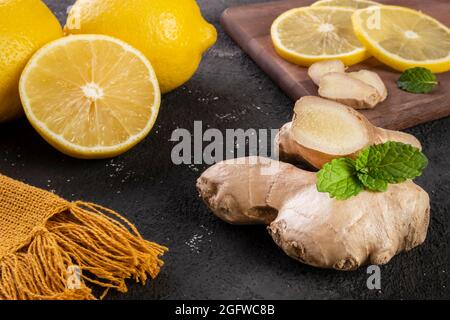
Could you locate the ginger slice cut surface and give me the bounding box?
[291,96,371,156]
[276,96,421,169]
[318,72,381,109]
[308,60,346,86]
[307,60,388,109]
[348,70,388,101]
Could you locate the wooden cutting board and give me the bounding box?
[220,0,450,130]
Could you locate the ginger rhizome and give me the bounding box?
[197,94,429,270]
[197,157,430,270]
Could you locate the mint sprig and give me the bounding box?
[355,141,428,185]
[397,67,438,94]
[317,158,364,200]
[316,141,428,200]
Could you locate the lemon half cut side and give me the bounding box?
[19,35,161,159]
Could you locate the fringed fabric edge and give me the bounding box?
[0,201,167,300]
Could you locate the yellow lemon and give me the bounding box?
[19,35,161,159]
[352,6,450,73]
[65,0,217,93]
[0,0,62,122]
[271,7,369,66]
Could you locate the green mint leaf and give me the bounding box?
[397,67,438,94]
[357,173,388,192]
[316,158,364,200]
[355,141,428,185]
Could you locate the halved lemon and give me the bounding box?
[19,35,161,159]
[271,7,370,66]
[352,6,450,73]
[312,0,379,10]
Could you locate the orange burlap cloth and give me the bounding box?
[0,174,167,300]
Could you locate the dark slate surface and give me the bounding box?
[0,0,448,299]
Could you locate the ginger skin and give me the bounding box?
[276,96,421,169]
[197,157,430,270]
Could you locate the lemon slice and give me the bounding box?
[311,0,379,10]
[352,6,450,73]
[19,35,161,159]
[271,7,370,66]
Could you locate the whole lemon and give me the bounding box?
[66,0,217,93]
[0,0,62,122]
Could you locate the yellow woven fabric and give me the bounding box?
[0,174,167,300]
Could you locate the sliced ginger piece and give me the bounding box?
[277,96,421,168]
[318,72,380,109]
[288,96,372,167]
[348,70,387,101]
[308,60,388,108]
[292,96,371,156]
[308,60,346,86]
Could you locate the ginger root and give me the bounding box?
[277,96,421,169]
[348,70,388,102]
[197,157,430,270]
[319,72,381,109]
[308,60,346,86]
[308,60,388,109]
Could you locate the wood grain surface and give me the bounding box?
[220,0,450,130]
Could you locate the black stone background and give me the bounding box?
[0,0,448,299]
